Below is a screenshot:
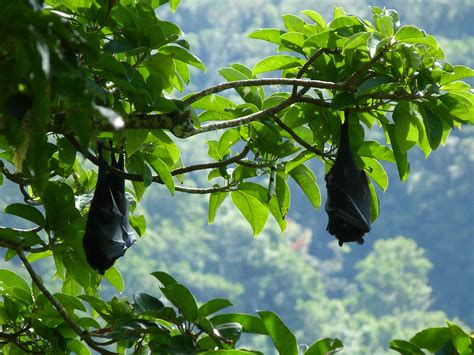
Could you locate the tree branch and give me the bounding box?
[190,92,304,136]
[16,250,115,355]
[183,78,348,106]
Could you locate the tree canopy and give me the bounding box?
[0,0,472,353]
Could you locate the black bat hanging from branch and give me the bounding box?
[325,111,371,246]
[83,141,136,274]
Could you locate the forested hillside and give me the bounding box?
[0,1,472,353]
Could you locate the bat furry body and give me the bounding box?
[83,143,136,274]
[325,113,371,246]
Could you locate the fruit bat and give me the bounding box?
[83,142,136,274]
[325,112,371,246]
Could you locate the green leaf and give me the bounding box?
[151,271,178,287]
[4,203,46,227]
[357,141,395,163]
[393,101,419,152]
[151,129,181,165]
[208,191,228,224]
[257,311,298,355]
[305,338,344,355]
[439,65,474,85]
[282,14,306,32]
[159,44,205,72]
[368,178,380,222]
[386,124,410,181]
[301,10,327,28]
[289,165,321,208]
[447,321,472,354]
[198,298,233,319]
[147,157,175,195]
[170,0,181,12]
[285,151,315,173]
[362,157,388,191]
[103,267,124,293]
[133,292,164,312]
[0,269,31,295]
[389,339,424,354]
[161,283,198,322]
[191,94,236,113]
[409,327,451,353]
[231,190,269,235]
[210,313,268,335]
[356,76,396,96]
[126,130,149,156]
[218,129,241,157]
[129,214,146,236]
[252,55,304,76]
[248,28,285,45]
[418,104,443,149]
[343,32,371,51]
[54,293,87,312]
[395,26,424,42]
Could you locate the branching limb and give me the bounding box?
[16,250,116,355]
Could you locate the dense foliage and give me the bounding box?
[0,0,472,353]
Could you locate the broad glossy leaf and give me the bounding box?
[282,14,306,32]
[257,311,298,355]
[362,157,388,191]
[133,292,165,312]
[147,157,175,195]
[151,271,178,287]
[161,283,198,322]
[104,267,125,293]
[393,101,419,152]
[191,94,236,113]
[356,76,396,96]
[211,313,268,335]
[439,65,474,85]
[418,104,443,149]
[252,55,304,76]
[126,130,149,157]
[208,190,228,224]
[447,321,472,354]
[357,141,394,163]
[386,124,410,181]
[248,28,285,45]
[0,269,31,294]
[159,44,205,71]
[343,32,371,51]
[409,327,451,353]
[231,190,268,235]
[285,150,315,173]
[289,165,321,208]
[218,129,241,157]
[129,214,146,236]
[4,203,46,227]
[301,10,327,28]
[198,298,233,319]
[305,337,343,355]
[389,339,424,355]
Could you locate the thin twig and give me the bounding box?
[272,115,329,157]
[16,250,115,355]
[292,48,329,97]
[171,145,250,175]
